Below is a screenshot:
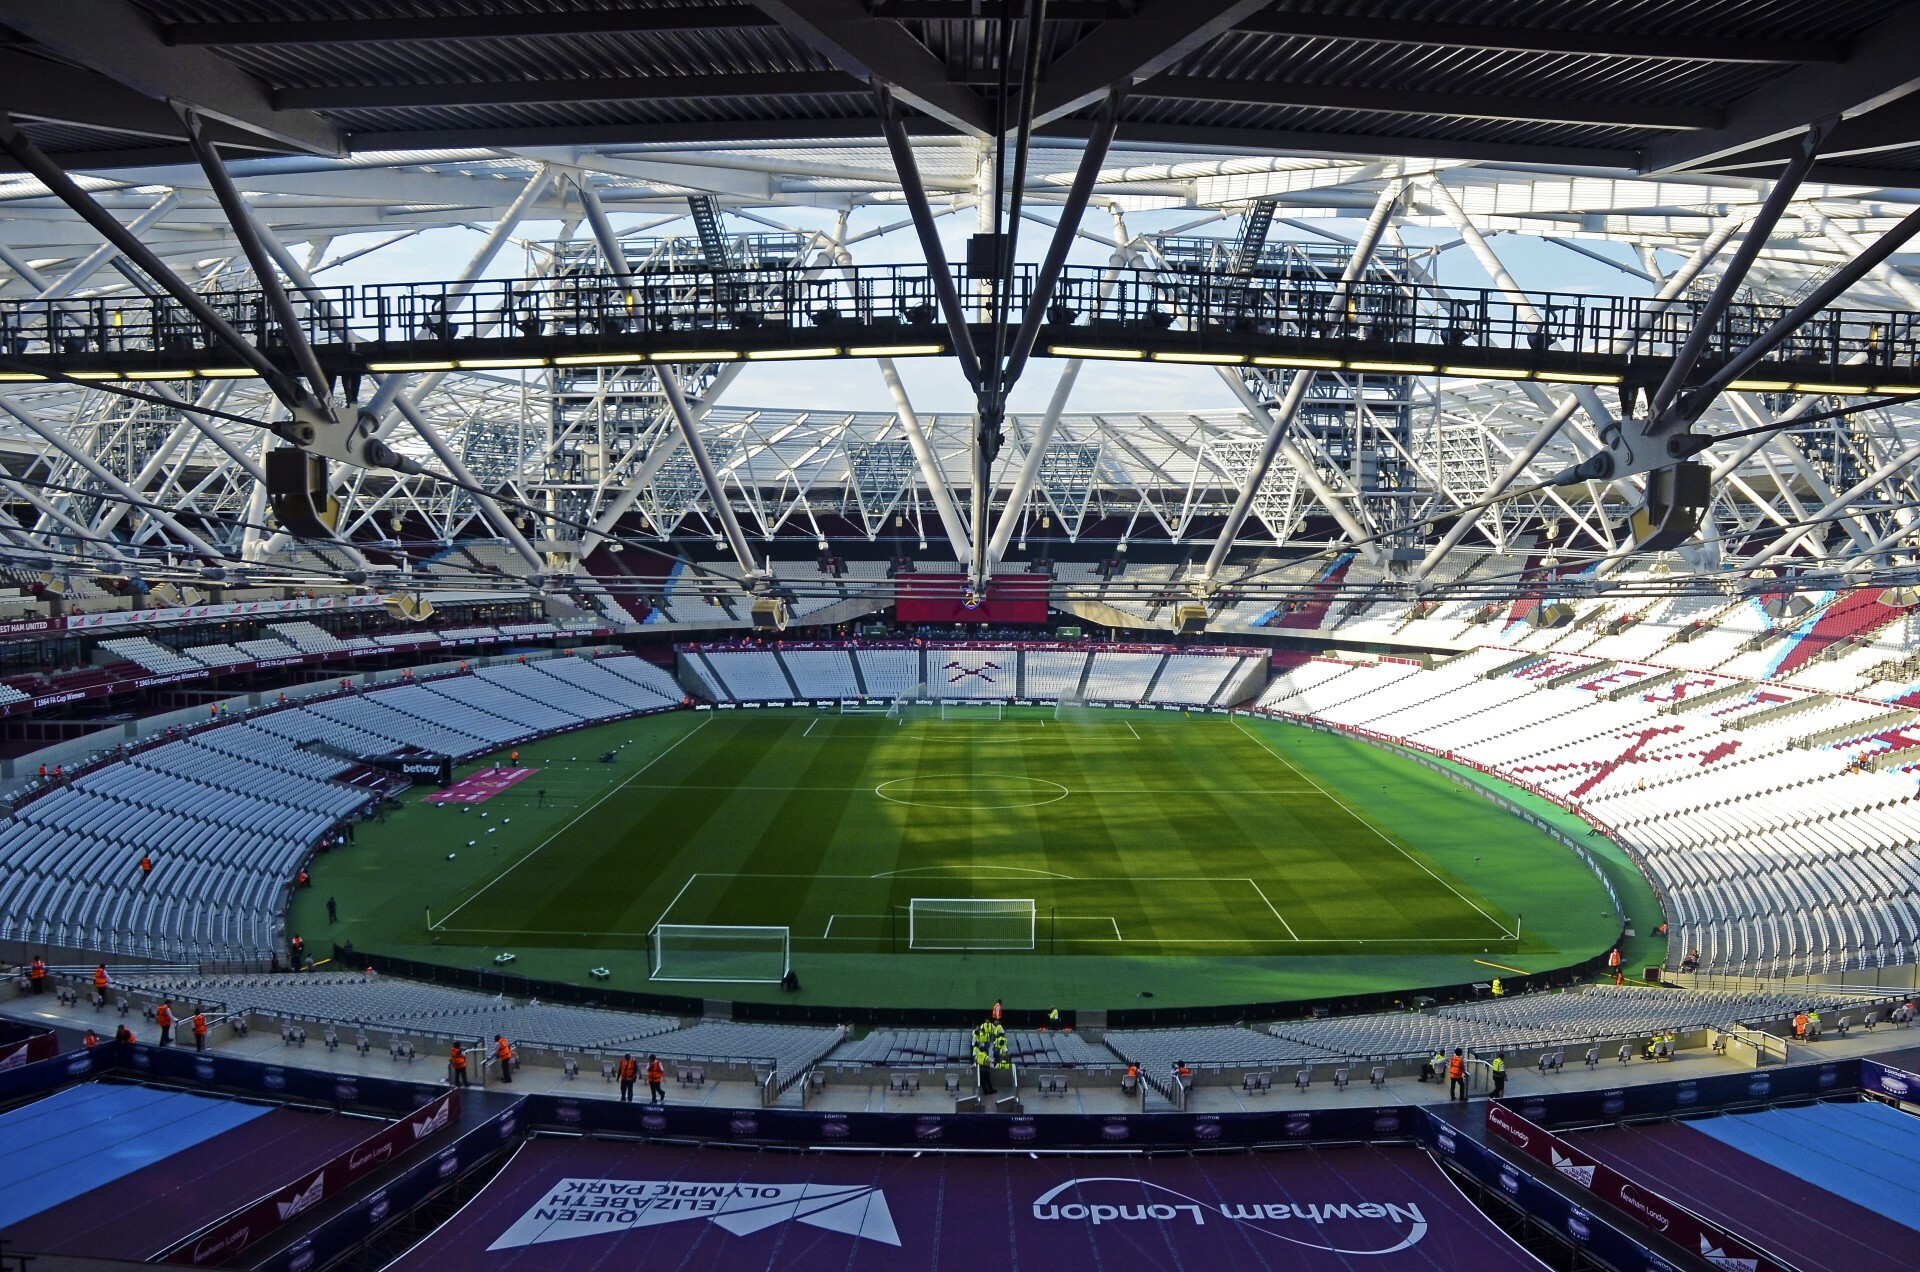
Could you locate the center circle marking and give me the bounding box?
[874,772,1071,810]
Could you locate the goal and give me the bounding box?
[1054,689,1095,725]
[907,898,1036,950]
[939,701,1005,721]
[649,924,791,983]
[885,684,936,722]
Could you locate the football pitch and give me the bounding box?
[310,708,1643,1010]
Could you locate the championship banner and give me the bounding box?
[1486,1101,1789,1272]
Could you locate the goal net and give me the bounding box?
[649,924,791,983]
[939,701,1005,721]
[1054,688,1096,725]
[907,898,1036,950]
[886,683,936,722]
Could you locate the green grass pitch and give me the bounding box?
[306,706,1647,1011]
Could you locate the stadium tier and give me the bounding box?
[1256,639,1920,978]
[0,655,679,965]
[685,643,1263,710]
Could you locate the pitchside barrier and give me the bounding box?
[15,1027,1901,1272]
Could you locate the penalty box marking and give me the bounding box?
[660,871,1299,943]
[821,913,1124,941]
[1232,719,1516,939]
[434,714,713,931]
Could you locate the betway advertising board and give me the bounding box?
[399,1138,1543,1269]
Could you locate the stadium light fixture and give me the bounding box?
[745,348,839,360]
[1444,365,1529,379]
[455,357,545,370]
[1349,360,1436,374]
[1252,356,1342,369]
[652,351,739,362]
[848,344,945,357]
[368,360,456,372]
[0,372,43,381]
[1793,381,1872,394]
[1048,345,1143,359]
[1538,371,1622,385]
[125,370,196,380]
[67,371,118,379]
[197,367,257,378]
[1151,351,1246,365]
[554,353,643,366]
[1727,379,1794,391]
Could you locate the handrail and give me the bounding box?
[3,263,1917,385]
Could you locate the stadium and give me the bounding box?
[1,2,1920,1269]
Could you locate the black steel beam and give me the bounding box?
[1002,87,1124,388]
[164,7,780,44]
[1029,0,1269,125]
[275,72,865,112]
[1233,13,1846,64]
[1647,121,1828,429]
[1137,77,1721,131]
[0,114,304,406]
[874,82,983,387]
[179,107,330,412]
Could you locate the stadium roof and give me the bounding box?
[1,2,1919,181]
[3,3,1920,615]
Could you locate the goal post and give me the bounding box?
[939,701,1005,721]
[1054,689,1095,725]
[886,682,936,722]
[907,898,1036,950]
[649,924,791,983]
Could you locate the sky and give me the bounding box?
[309,200,1654,417]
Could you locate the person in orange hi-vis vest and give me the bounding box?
[617,1055,638,1102]
[192,1012,208,1052]
[449,1043,469,1087]
[646,1055,665,1105]
[155,1001,175,1047]
[494,1035,515,1083]
[139,855,152,882]
[93,964,108,1000]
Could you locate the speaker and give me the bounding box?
[1173,603,1207,634]
[1629,462,1710,552]
[751,597,788,630]
[266,448,338,539]
[966,232,1008,278]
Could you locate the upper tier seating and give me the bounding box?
[1257,642,1920,977]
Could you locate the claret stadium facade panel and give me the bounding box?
[1,4,1919,1270]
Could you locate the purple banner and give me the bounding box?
[396,1137,1542,1270]
[1486,1102,1788,1272]
[164,1089,460,1265]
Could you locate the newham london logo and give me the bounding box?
[488,1178,900,1251]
